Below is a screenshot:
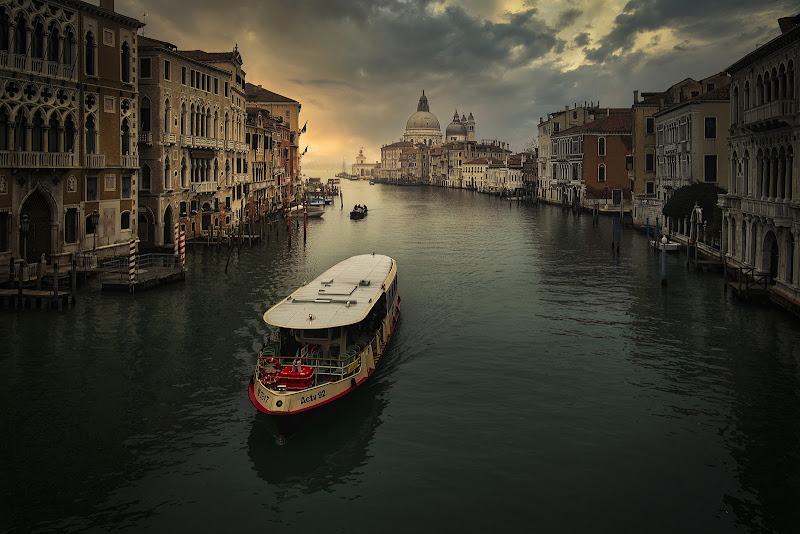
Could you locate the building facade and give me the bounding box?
[0,0,143,266]
[720,14,799,308]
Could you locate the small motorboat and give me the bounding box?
[651,239,680,252]
[350,204,368,219]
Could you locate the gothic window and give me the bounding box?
[64,208,78,243]
[164,156,171,189]
[181,102,186,134]
[121,118,131,155]
[13,13,26,55]
[0,108,8,150]
[65,115,75,152]
[85,114,97,154]
[598,137,606,156]
[598,164,606,182]
[62,27,75,66]
[744,81,750,109]
[47,23,59,62]
[85,31,96,76]
[164,98,171,133]
[31,110,44,152]
[121,211,130,230]
[32,19,45,59]
[48,113,59,152]
[121,41,131,83]
[788,61,795,101]
[140,97,150,131]
[0,8,9,52]
[141,163,151,190]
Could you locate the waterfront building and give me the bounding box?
[653,83,731,216]
[720,14,799,311]
[245,107,282,217]
[352,148,378,180]
[245,83,302,202]
[537,103,626,204]
[137,36,246,247]
[445,111,475,143]
[380,140,411,183]
[550,111,633,209]
[0,0,144,266]
[629,73,730,227]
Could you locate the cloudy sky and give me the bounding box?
[115,0,794,178]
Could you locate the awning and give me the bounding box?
[190,149,216,159]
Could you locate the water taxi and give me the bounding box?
[350,204,368,219]
[249,254,401,415]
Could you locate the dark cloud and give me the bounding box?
[556,8,583,30]
[574,32,591,47]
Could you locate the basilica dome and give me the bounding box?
[403,91,442,147]
[446,111,468,138]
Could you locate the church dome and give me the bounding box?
[405,91,440,131]
[446,111,467,138]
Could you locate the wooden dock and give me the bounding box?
[0,288,73,309]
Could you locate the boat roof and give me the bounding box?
[263,254,395,329]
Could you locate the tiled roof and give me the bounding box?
[691,83,730,101]
[139,35,177,50]
[177,49,239,63]
[557,112,632,136]
[245,83,297,103]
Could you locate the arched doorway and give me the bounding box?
[19,189,52,263]
[163,205,173,246]
[138,208,154,248]
[763,230,779,281]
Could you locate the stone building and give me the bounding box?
[0,0,143,266]
[137,36,247,247]
[550,111,633,208]
[245,83,302,203]
[351,148,378,179]
[403,91,441,147]
[720,13,799,310]
[245,107,283,219]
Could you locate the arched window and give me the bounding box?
[764,72,771,103]
[598,137,606,156]
[64,114,75,152]
[47,23,59,62]
[190,103,195,136]
[181,157,187,188]
[121,211,131,230]
[787,146,794,201]
[213,110,218,138]
[164,156,171,189]
[85,31,96,76]
[0,108,8,150]
[180,102,186,134]
[164,98,170,133]
[85,114,97,154]
[13,109,25,151]
[0,9,10,52]
[779,64,787,99]
[31,18,45,59]
[732,86,739,125]
[31,110,44,152]
[13,13,27,55]
[121,117,131,155]
[48,113,59,152]
[62,26,74,66]
[141,163,151,190]
[788,60,795,101]
[772,67,779,101]
[140,97,151,132]
[744,81,750,109]
[121,41,130,83]
[743,150,750,196]
[598,164,606,182]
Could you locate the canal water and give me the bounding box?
[2,181,800,532]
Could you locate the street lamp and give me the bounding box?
[20,213,29,263]
[91,209,99,252]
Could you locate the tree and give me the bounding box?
[524,137,538,155]
[663,182,726,241]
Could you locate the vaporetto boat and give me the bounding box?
[249,254,401,415]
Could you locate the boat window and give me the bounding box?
[303,328,329,340]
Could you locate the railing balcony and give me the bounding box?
[742,99,796,126]
[0,51,7,67]
[0,150,78,168]
[233,173,248,184]
[164,132,177,145]
[121,155,139,168]
[256,148,264,157]
[741,197,790,221]
[718,194,741,211]
[85,153,106,168]
[138,132,153,144]
[191,181,217,193]
[180,135,193,147]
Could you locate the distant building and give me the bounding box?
[352,148,378,179]
[403,91,442,147]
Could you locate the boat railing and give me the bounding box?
[254,340,368,388]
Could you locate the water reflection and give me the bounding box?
[247,379,390,493]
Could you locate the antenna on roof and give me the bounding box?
[141,12,147,35]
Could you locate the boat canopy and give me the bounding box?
[263,254,395,329]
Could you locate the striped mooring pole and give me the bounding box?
[173,222,179,258]
[179,230,186,270]
[128,239,136,289]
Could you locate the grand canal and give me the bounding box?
[2,180,800,532]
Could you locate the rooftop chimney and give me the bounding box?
[633,90,639,104]
[100,0,115,12]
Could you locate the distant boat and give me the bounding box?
[308,197,325,206]
[369,181,375,185]
[350,204,368,219]
[651,239,680,252]
[289,204,324,218]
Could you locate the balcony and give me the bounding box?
[164,132,177,145]
[741,197,791,223]
[718,194,741,211]
[232,173,248,184]
[742,99,796,130]
[0,151,78,168]
[121,155,139,168]
[85,154,106,168]
[138,132,153,144]
[191,181,217,193]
